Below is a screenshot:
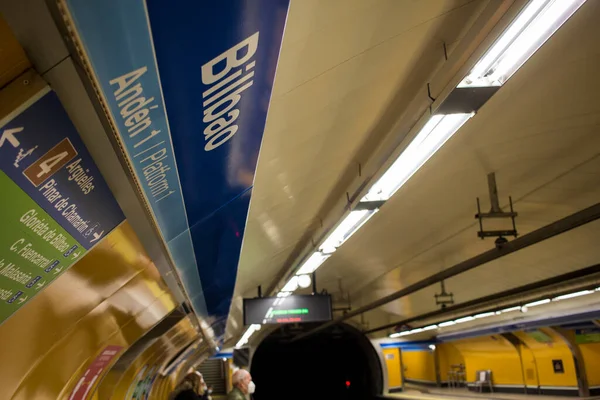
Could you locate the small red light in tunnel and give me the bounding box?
[235,231,240,237]
[345,380,351,388]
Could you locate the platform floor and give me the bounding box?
[387,384,600,400]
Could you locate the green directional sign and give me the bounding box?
[526,329,553,343]
[575,328,600,344]
[0,171,84,323]
[0,88,123,326]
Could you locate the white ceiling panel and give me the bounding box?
[226,0,600,341]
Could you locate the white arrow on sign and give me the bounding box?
[53,267,63,275]
[17,295,28,304]
[90,230,104,244]
[0,127,24,148]
[36,280,46,290]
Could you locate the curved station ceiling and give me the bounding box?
[227,0,600,345]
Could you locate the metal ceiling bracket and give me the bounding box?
[355,200,385,211]
[435,86,500,114]
[434,280,454,309]
[359,313,369,331]
[332,278,352,313]
[476,172,518,247]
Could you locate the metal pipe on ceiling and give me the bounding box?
[290,202,600,342]
[364,263,600,335]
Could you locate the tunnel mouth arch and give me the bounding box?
[250,322,383,400]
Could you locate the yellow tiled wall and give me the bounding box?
[402,350,436,383]
[452,335,523,386]
[514,329,578,389]
[383,348,403,388]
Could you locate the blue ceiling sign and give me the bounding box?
[63,0,290,337]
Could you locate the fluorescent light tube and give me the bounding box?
[422,325,438,331]
[439,321,456,327]
[500,306,521,313]
[319,209,377,253]
[236,324,261,348]
[362,113,473,202]
[474,312,496,319]
[296,252,331,275]
[277,291,291,297]
[264,307,274,319]
[277,298,287,306]
[281,276,299,292]
[553,290,594,301]
[524,298,551,307]
[455,316,475,323]
[390,330,412,338]
[410,328,424,334]
[460,0,587,87]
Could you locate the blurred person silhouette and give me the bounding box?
[228,369,255,400]
[205,385,213,400]
[196,372,210,400]
[170,372,201,400]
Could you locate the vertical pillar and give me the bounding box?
[225,359,233,393]
[549,326,590,397]
[399,348,406,391]
[502,333,528,394]
[378,346,390,394]
[433,346,442,387]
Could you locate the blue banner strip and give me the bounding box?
[64,0,290,332]
[64,0,206,316]
[144,0,289,319]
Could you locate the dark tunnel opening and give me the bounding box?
[250,323,383,400]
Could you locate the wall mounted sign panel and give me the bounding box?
[62,0,290,337]
[575,328,600,344]
[0,88,124,324]
[0,89,124,249]
[244,295,333,325]
[552,359,565,374]
[126,364,159,400]
[233,347,250,368]
[69,345,123,400]
[525,329,553,343]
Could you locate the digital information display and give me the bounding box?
[243,295,332,325]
